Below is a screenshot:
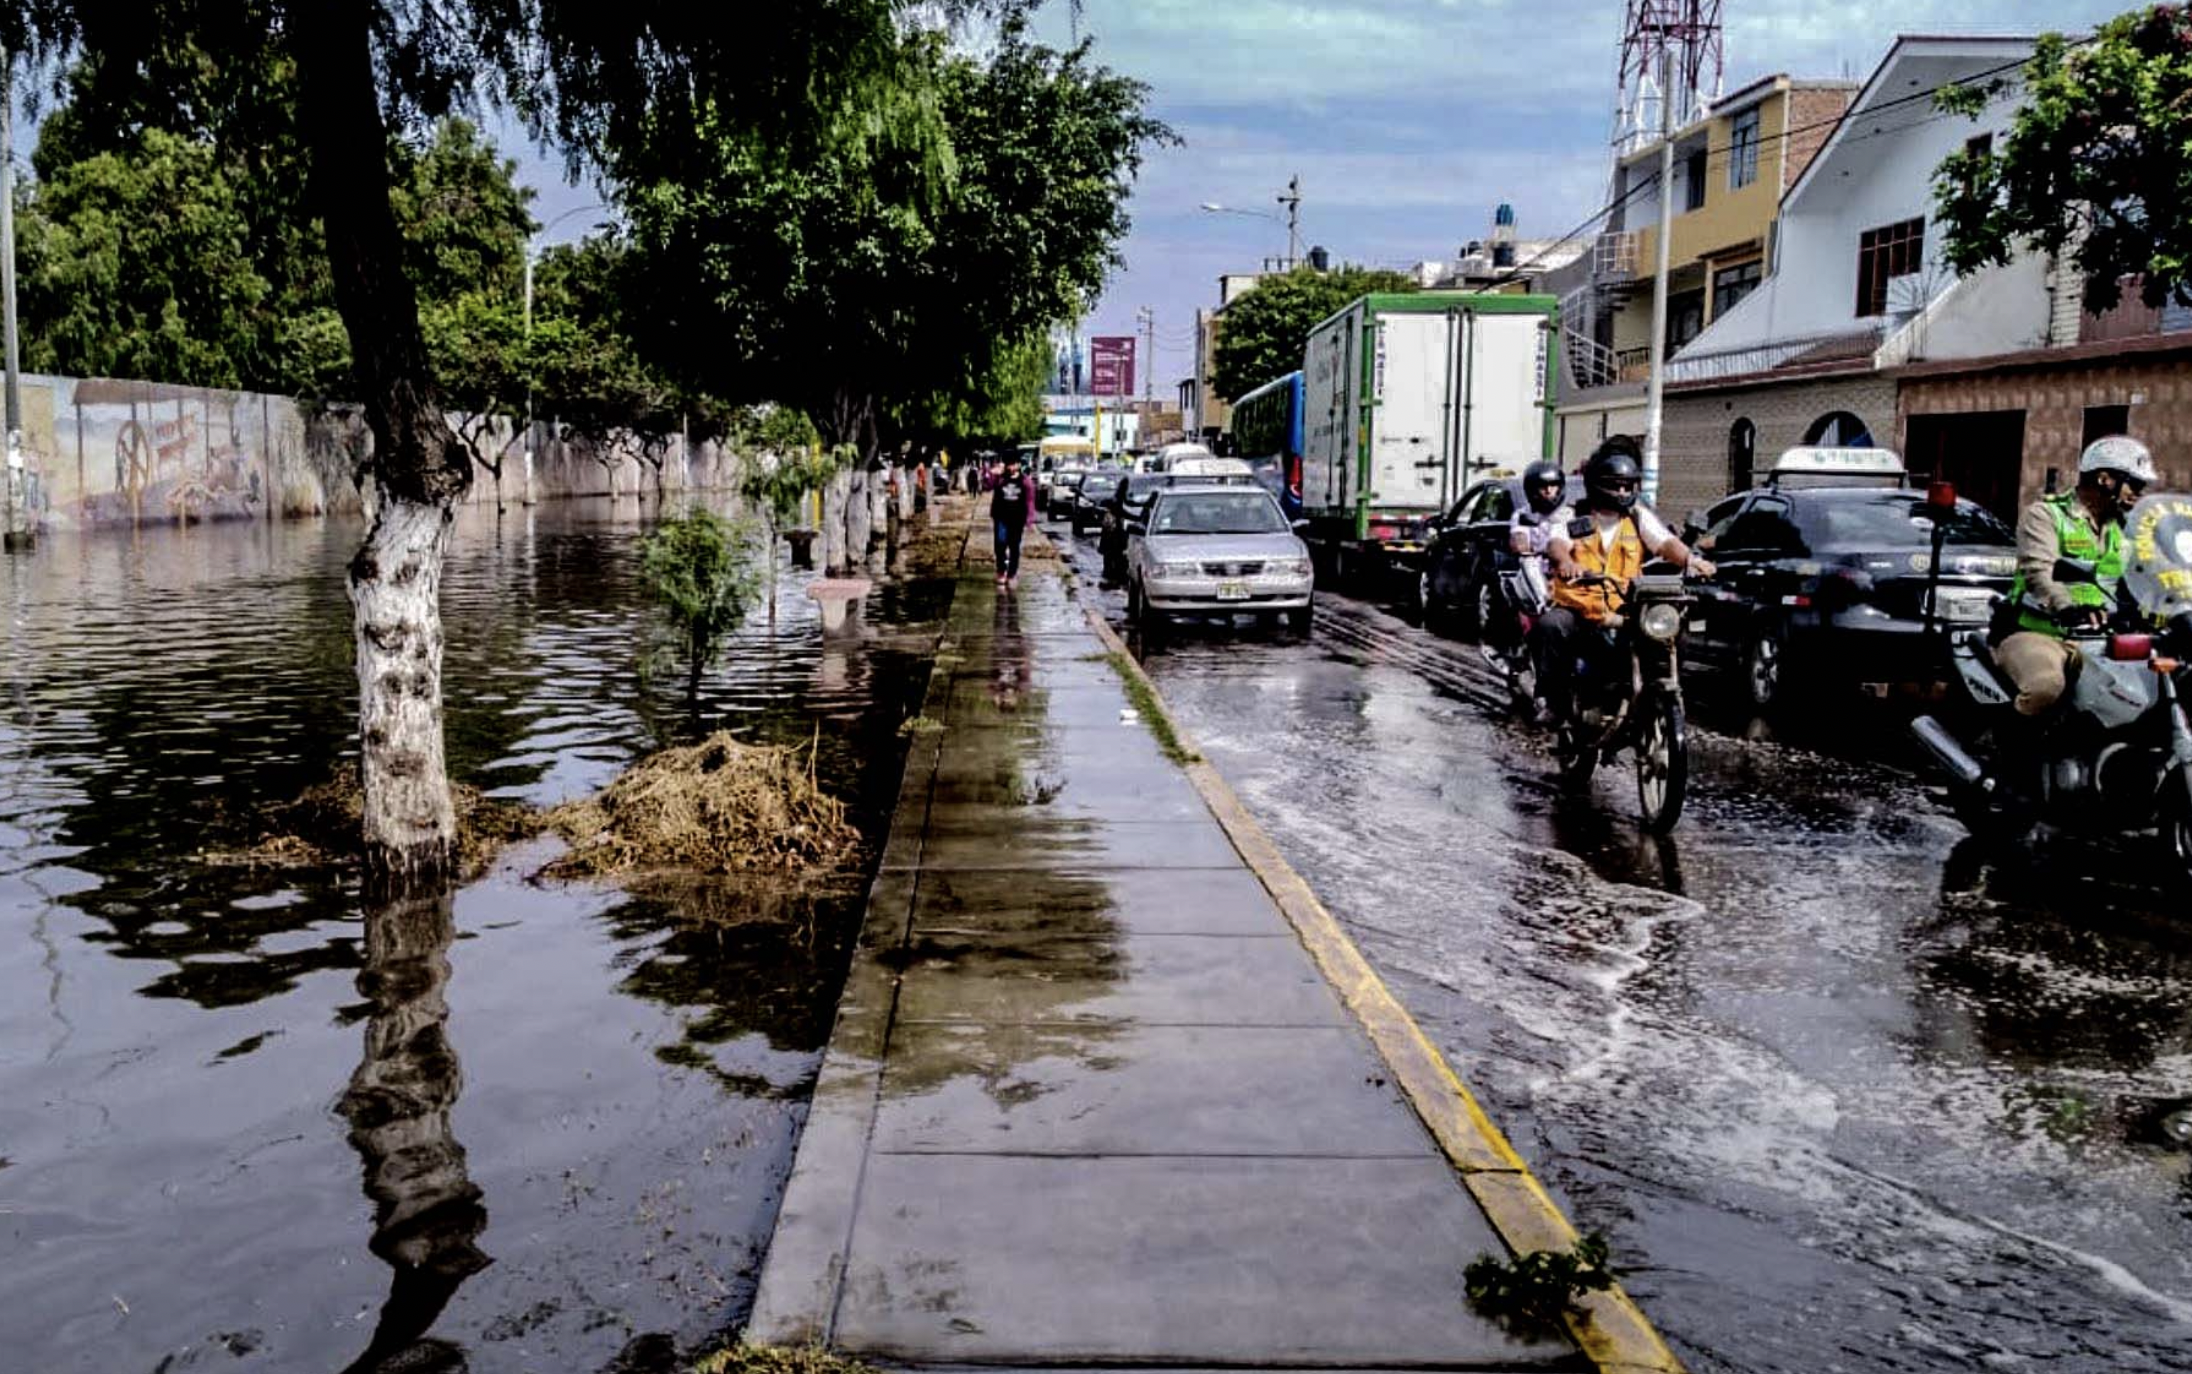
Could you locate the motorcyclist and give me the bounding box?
[1993,434,2156,716]
[1508,460,1571,588]
[1532,437,1715,724]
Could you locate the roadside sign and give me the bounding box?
[1090,336,1136,397]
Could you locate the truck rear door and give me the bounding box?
[1370,312,1451,514]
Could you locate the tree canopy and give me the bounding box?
[614,19,1169,456]
[1934,6,2192,312]
[1210,266,1418,404]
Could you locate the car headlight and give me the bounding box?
[1161,560,1204,577]
[1271,558,1312,577]
[1639,602,1683,643]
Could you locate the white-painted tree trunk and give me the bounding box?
[350,496,458,877]
[896,463,914,522]
[822,471,849,573]
[868,469,890,549]
[847,467,872,554]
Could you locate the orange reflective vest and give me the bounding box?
[1552,513,1645,622]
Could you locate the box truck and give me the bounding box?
[1300,292,1558,582]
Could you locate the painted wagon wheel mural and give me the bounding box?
[116,418,157,495]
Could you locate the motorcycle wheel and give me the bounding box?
[1635,695,1688,833]
[2165,768,2192,891]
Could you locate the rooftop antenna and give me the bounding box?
[1611,1,1726,161]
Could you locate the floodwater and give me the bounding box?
[1065,531,2192,1373]
[0,500,947,1372]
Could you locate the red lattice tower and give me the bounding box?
[1612,0,1726,156]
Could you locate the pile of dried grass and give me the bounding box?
[543,731,860,879]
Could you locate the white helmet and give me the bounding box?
[2079,434,2158,485]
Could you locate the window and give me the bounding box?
[1478,486,1515,523]
[1728,108,1761,189]
[1855,218,1925,316]
[2082,405,2130,447]
[1720,497,1802,555]
[1684,147,1708,211]
[1801,411,1876,447]
[1668,291,1706,351]
[1964,132,1993,161]
[1713,260,1763,319]
[1728,419,1757,492]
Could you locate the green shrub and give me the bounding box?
[638,507,761,695]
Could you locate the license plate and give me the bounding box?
[1930,589,1993,623]
[1217,580,1251,601]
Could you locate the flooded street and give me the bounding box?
[1065,531,2192,1373]
[0,501,946,1372]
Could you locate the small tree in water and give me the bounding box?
[639,509,762,700]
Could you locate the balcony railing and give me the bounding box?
[1593,231,1641,282]
[1662,326,1887,384]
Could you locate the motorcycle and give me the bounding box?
[1551,566,1699,833]
[1480,557,1550,714]
[1910,542,2192,888]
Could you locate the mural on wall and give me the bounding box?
[12,371,746,531]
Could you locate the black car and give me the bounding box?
[1684,486,2018,709]
[1418,474,1586,633]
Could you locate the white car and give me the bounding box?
[1126,485,1314,633]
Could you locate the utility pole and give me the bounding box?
[1277,175,1303,270]
[1641,45,1676,510]
[1,42,30,553]
[521,249,536,506]
[1136,306,1155,410]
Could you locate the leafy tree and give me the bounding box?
[1935,6,2192,311]
[1211,266,1418,403]
[616,22,1170,460]
[7,0,969,879]
[638,508,761,700]
[16,128,269,387]
[421,292,526,508]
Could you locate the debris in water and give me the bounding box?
[543,732,859,880]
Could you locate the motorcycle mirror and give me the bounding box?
[1567,516,1595,539]
[1517,512,1542,528]
[1926,480,1958,512]
[2053,557,2100,585]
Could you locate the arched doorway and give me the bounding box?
[1728,418,1757,491]
[1801,411,1875,448]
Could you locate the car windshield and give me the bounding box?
[1150,491,1287,535]
[1125,475,1169,500]
[1813,495,2013,549]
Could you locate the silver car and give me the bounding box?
[1126,485,1314,633]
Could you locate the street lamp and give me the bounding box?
[522,202,610,505]
[1199,175,1304,269]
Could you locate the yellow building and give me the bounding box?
[1554,74,1855,462]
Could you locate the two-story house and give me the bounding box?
[1653,33,2192,522]
[1551,72,1856,462]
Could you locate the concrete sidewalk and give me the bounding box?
[749,567,1670,1370]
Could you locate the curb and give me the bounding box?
[1086,606,1687,1374]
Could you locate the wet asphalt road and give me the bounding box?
[1058,520,2192,1373]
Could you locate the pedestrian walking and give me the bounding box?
[990,455,1035,587]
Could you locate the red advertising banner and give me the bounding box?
[1089,335,1136,398]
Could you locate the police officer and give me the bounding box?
[1994,434,2157,715]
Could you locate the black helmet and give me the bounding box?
[1583,438,1643,515]
[1521,461,1566,516]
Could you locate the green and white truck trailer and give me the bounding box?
[1300,291,1560,583]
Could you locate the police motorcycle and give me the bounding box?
[1909,492,2192,885]
[1552,559,1702,834]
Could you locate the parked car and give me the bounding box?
[1068,466,1125,534]
[1682,463,2017,709]
[1418,473,1586,633]
[1126,484,1314,633]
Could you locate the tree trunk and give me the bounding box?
[822,470,848,573]
[291,0,469,882]
[847,465,872,556]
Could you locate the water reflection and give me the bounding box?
[338,886,489,1374]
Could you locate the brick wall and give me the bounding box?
[1658,373,1898,517]
[1783,87,1856,191]
[1898,354,2192,509]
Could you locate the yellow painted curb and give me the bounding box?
[1088,607,1687,1374]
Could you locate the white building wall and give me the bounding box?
[1670,42,2031,365]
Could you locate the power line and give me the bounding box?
[1472,46,2060,293]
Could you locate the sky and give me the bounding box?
[505,0,2133,402]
